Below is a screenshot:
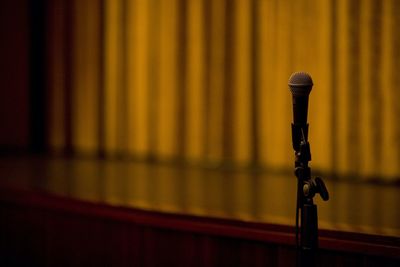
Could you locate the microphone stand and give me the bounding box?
[292,123,329,267]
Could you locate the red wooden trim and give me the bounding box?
[1,183,399,259]
[320,236,400,259]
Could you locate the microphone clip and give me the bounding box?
[293,127,329,202]
[297,139,311,163]
[293,123,311,168]
[291,123,309,152]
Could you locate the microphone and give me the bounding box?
[288,72,313,126]
[288,72,313,151]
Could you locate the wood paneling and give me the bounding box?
[0,184,399,267]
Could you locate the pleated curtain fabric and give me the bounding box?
[46,0,400,181]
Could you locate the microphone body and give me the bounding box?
[288,72,313,151]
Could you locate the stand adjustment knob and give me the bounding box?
[303,177,329,201]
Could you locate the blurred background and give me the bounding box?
[1,2,400,265]
[1,0,400,181]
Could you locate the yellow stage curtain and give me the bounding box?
[46,0,400,181]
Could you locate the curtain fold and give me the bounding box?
[46,0,400,181]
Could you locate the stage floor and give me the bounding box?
[0,155,399,237]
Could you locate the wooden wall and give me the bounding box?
[0,185,399,267]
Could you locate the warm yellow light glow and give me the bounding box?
[233,0,252,163]
[47,0,400,180]
[186,0,206,160]
[157,0,179,159]
[336,0,351,175]
[207,0,225,162]
[104,0,122,154]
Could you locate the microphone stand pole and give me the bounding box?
[292,123,329,267]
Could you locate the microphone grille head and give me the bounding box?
[288,72,313,96]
